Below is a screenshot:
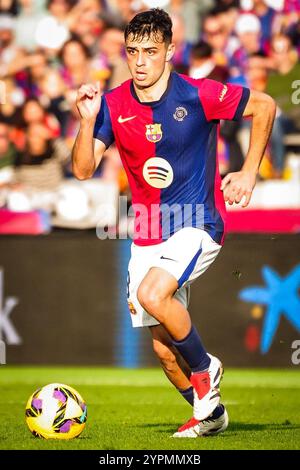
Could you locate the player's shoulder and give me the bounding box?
[177,73,224,93]
[177,73,206,90]
[175,73,224,103]
[104,79,132,104]
[178,74,234,103]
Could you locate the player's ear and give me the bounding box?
[166,43,175,62]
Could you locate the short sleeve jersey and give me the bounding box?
[94,72,250,246]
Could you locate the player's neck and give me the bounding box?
[133,67,171,103]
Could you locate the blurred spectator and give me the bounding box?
[0,0,19,16]
[58,36,109,142]
[233,17,276,79]
[189,40,229,81]
[0,42,72,137]
[0,46,51,95]
[21,97,60,138]
[0,15,26,79]
[0,0,297,220]
[14,49,52,98]
[0,77,24,130]
[236,13,262,54]
[71,2,104,51]
[167,0,214,44]
[266,33,300,177]
[0,121,18,186]
[14,0,46,51]
[106,0,137,23]
[242,53,275,179]
[35,0,73,51]
[267,33,300,118]
[170,13,192,72]
[247,53,269,91]
[286,17,300,56]
[251,0,277,44]
[213,2,240,37]
[15,123,70,191]
[59,37,97,88]
[202,11,234,66]
[273,0,299,37]
[230,13,264,83]
[39,71,70,136]
[97,27,130,89]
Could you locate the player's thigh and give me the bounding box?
[127,243,190,327]
[127,243,161,327]
[138,266,179,303]
[149,227,222,288]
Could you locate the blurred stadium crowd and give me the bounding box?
[0,0,299,230]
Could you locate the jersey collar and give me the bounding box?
[130,71,174,107]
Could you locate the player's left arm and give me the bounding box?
[221,90,276,207]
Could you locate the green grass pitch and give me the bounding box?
[0,367,299,450]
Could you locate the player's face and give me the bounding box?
[125,33,174,88]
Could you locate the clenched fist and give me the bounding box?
[76,82,101,122]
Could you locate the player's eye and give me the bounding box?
[127,49,136,55]
[147,50,155,55]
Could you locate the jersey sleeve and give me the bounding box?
[199,79,250,122]
[93,95,115,148]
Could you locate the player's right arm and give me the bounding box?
[72,82,105,180]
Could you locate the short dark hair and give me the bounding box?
[124,8,172,45]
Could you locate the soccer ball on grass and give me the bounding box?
[25,383,87,439]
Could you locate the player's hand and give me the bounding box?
[76,82,101,122]
[221,170,257,208]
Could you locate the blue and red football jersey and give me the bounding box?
[93,72,250,246]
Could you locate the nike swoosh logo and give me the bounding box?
[160,256,177,262]
[118,115,136,123]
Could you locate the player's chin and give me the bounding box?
[133,74,150,86]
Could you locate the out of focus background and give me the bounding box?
[0,0,299,369]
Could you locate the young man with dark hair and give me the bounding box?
[72,8,276,437]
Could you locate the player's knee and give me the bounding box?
[137,284,165,319]
[153,341,177,372]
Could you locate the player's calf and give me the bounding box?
[152,340,178,374]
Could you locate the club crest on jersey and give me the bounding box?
[127,300,137,315]
[173,106,188,122]
[143,157,174,189]
[145,124,162,143]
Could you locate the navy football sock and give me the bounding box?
[178,386,194,406]
[172,325,210,373]
[210,404,224,419]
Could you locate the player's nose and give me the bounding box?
[136,51,145,66]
